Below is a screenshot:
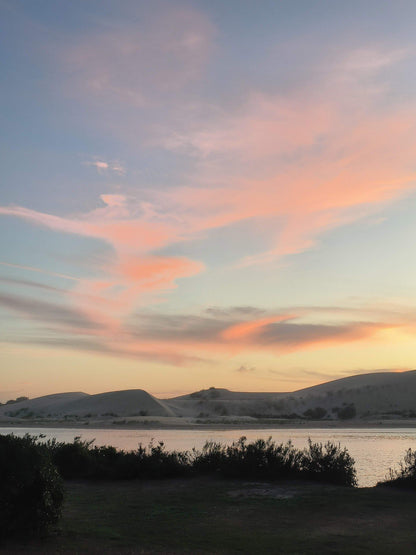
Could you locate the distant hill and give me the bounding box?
[2,370,416,421]
[0,392,88,417]
[0,389,174,419]
[166,371,416,419]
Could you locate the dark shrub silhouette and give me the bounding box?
[378,448,416,489]
[14,434,356,487]
[193,436,356,486]
[303,407,327,419]
[47,437,191,480]
[0,434,63,538]
[337,404,357,420]
[302,439,357,486]
[47,436,96,479]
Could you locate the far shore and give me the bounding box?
[1,416,416,431]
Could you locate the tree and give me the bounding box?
[303,407,327,420]
[338,404,357,420]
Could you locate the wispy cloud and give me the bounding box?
[0,261,79,281]
[236,365,256,373]
[0,196,204,332]
[123,303,416,359]
[1,41,416,364]
[0,292,100,331]
[85,159,126,175]
[1,288,415,364]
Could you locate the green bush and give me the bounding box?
[0,434,64,538]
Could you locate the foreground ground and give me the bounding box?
[3,477,416,554]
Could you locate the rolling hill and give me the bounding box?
[1,370,416,422]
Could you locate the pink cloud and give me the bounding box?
[162,97,416,265]
[2,45,416,361]
[0,196,204,334]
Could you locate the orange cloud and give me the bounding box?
[222,315,295,341]
[2,47,416,356]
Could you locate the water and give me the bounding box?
[2,426,416,487]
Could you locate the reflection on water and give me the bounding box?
[2,427,416,487]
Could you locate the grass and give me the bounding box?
[4,477,416,554]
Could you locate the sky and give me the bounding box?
[1,0,416,401]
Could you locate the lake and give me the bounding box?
[2,426,416,487]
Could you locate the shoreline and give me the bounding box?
[1,417,416,430]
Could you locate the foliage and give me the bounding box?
[46,437,97,479]
[46,437,191,480]
[0,434,64,538]
[378,448,416,489]
[4,396,29,405]
[193,436,356,486]
[302,439,357,486]
[336,404,357,420]
[303,407,327,419]
[3,434,356,489]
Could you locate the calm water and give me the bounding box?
[2,426,416,487]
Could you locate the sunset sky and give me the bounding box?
[1,0,416,401]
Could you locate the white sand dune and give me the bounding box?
[0,389,174,418]
[0,392,88,417]
[2,370,416,421]
[166,371,416,418]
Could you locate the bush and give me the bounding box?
[337,404,357,420]
[46,437,191,480]
[47,437,96,479]
[302,439,357,486]
[0,434,64,538]
[12,434,357,488]
[193,436,356,486]
[303,407,327,420]
[378,448,416,489]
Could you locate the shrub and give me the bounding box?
[337,404,357,420]
[378,448,416,489]
[193,436,356,486]
[302,439,357,486]
[303,407,327,420]
[46,437,191,480]
[47,437,96,479]
[0,434,64,538]
[12,434,357,488]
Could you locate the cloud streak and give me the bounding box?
[85,160,126,175]
[2,37,416,366]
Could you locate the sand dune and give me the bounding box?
[2,370,416,422]
[0,389,174,418]
[166,371,416,419]
[0,392,87,417]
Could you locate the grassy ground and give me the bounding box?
[3,477,416,554]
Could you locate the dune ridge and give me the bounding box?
[1,370,416,422]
